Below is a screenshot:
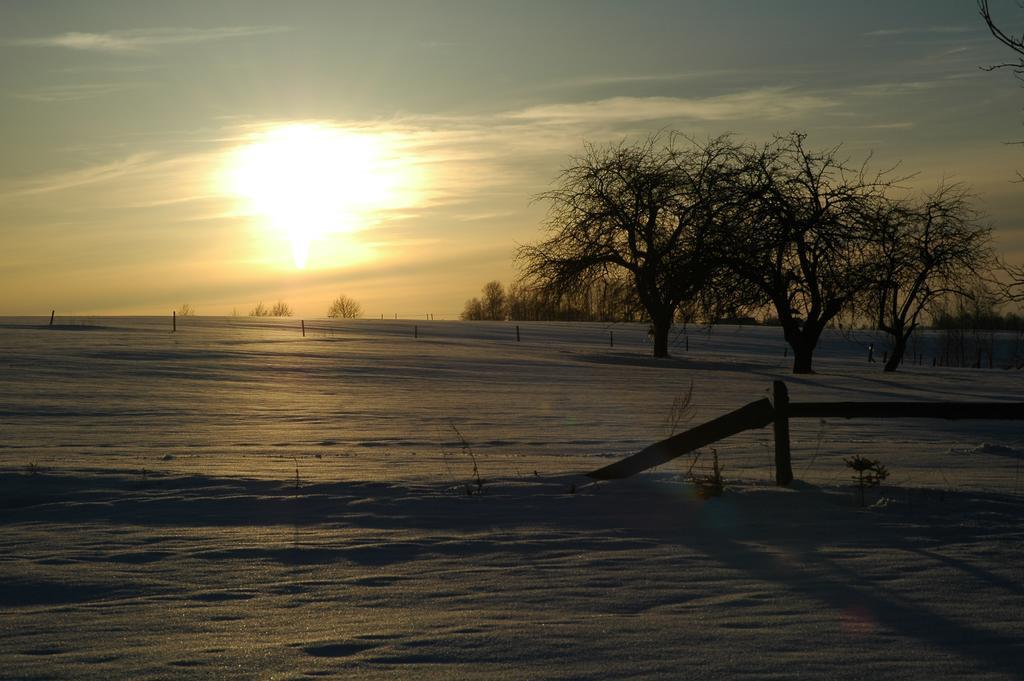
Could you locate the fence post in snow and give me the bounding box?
[172,310,176,333]
[301,320,305,337]
[516,325,520,342]
[772,380,793,487]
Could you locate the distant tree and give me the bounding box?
[497,275,641,322]
[178,303,195,316]
[327,294,362,318]
[864,183,994,372]
[519,133,737,357]
[461,281,508,320]
[719,133,897,373]
[481,281,506,320]
[270,301,293,317]
[249,301,269,317]
[932,287,1005,367]
[461,297,485,320]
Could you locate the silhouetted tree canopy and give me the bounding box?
[717,132,897,373]
[862,182,994,372]
[518,133,736,357]
[327,294,362,319]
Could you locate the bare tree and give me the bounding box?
[519,133,736,357]
[979,1,1024,182]
[721,133,896,373]
[461,297,485,320]
[270,301,293,317]
[249,301,269,317]
[980,0,1024,78]
[177,303,195,316]
[327,294,362,318]
[1002,261,1024,301]
[481,281,506,320]
[865,183,994,372]
[461,281,506,320]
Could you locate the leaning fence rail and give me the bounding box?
[588,380,1024,485]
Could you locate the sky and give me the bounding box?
[1,0,1022,318]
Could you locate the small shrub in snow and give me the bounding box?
[442,422,483,495]
[844,455,889,507]
[692,448,724,499]
[663,379,695,437]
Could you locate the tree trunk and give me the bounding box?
[652,318,671,358]
[783,325,817,373]
[791,344,814,373]
[884,334,908,373]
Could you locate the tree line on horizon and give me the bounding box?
[463,131,1016,374]
[175,293,363,319]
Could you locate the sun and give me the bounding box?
[225,123,406,269]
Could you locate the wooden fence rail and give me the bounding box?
[588,380,1024,486]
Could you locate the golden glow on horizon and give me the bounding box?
[224,123,415,269]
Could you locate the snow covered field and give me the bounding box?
[1,317,1022,679]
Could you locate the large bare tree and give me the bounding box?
[518,133,736,358]
[865,183,994,372]
[980,0,1024,78]
[327,293,362,319]
[721,133,894,373]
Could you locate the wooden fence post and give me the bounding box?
[49,310,55,326]
[516,325,520,342]
[301,320,305,337]
[172,310,176,333]
[772,380,793,486]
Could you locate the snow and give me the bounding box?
[1,317,1022,679]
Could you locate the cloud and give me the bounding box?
[0,154,156,198]
[15,26,292,53]
[538,70,742,91]
[13,82,146,102]
[847,80,944,97]
[505,89,837,125]
[864,26,973,38]
[864,122,915,130]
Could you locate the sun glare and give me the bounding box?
[225,123,413,269]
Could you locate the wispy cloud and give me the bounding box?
[13,82,147,102]
[865,25,973,37]
[15,26,292,53]
[0,154,155,198]
[506,89,837,125]
[847,80,944,97]
[539,70,742,91]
